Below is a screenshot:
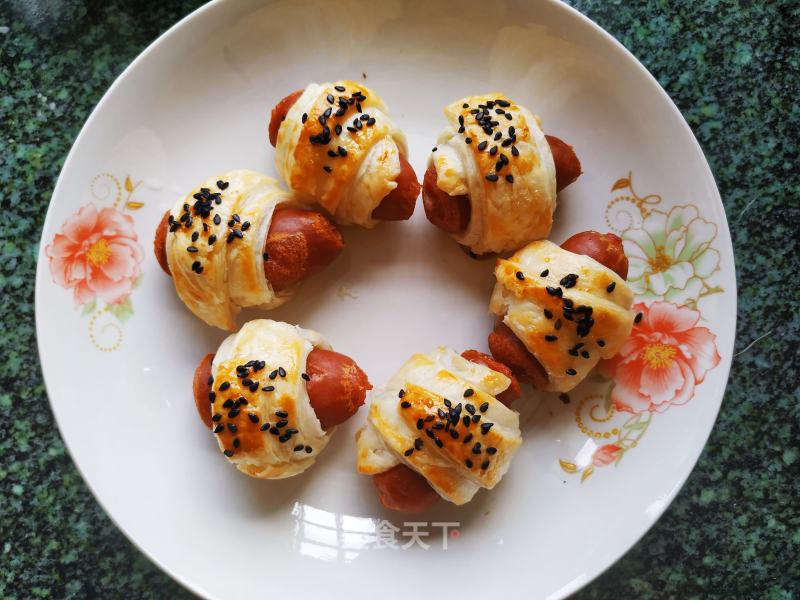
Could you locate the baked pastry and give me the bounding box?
[356,347,522,511]
[192,319,370,479]
[268,81,420,227]
[153,170,343,330]
[488,232,635,392]
[422,93,582,254]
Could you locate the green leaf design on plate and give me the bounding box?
[80,300,97,317]
[109,297,134,323]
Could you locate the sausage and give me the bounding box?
[421,164,471,233]
[263,208,344,292]
[305,347,371,430]
[370,155,420,221]
[560,230,628,279]
[460,349,520,406]
[193,353,215,429]
[153,208,344,291]
[268,91,419,222]
[545,135,582,192]
[489,231,629,386]
[372,464,441,513]
[154,211,171,275]
[371,348,521,513]
[269,90,303,147]
[488,322,550,388]
[422,135,582,235]
[192,348,370,431]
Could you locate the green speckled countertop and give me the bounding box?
[1,0,798,597]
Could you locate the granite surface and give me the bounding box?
[1,0,798,597]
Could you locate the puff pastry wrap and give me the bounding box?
[275,80,408,228]
[209,319,333,479]
[165,170,295,330]
[356,348,522,505]
[429,93,557,254]
[490,240,635,393]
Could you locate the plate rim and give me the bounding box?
[34,0,737,597]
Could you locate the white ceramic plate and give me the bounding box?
[36,0,736,598]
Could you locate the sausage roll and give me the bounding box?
[423,93,582,254]
[201,319,369,479]
[489,239,635,392]
[164,170,311,330]
[356,347,522,506]
[272,80,418,227]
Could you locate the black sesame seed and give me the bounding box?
[223,449,234,457]
[228,409,240,418]
[506,174,514,183]
[217,180,229,190]
[438,408,447,419]
[367,117,376,126]
[278,433,290,443]
[546,286,561,297]
[275,419,288,428]
[486,446,497,455]
[472,442,482,454]
[450,429,459,439]
[208,391,216,403]
[228,423,237,433]
[581,351,590,358]
[462,415,471,427]
[301,373,310,381]
[334,85,346,92]
[278,367,286,378]
[607,281,616,293]
[305,446,313,453]
[544,309,553,319]
[249,382,259,392]
[213,424,224,434]
[479,402,489,413]
[515,271,525,281]
[242,378,253,387]
[434,438,443,448]
[294,444,305,451]
[269,370,278,380]
[219,381,230,391]
[404,448,414,456]
[443,399,452,408]
[554,319,562,330]
[566,368,577,376]
[465,403,476,415]
[275,410,288,418]
[511,145,519,157]
[262,385,275,392]
[213,214,221,225]
[465,459,473,468]
[540,269,549,277]
[223,399,234,408]
[465,137,472,144]
[433,422,445,430]
[301,113,308,123]
[398,389,406,398]
[480,460,490,470]
[212,413,221,422]
[335,124,342,135]
[545,335,557,342]
[486,173,499,182]
[472,414,481,423]
[635,312,643,324]
[326,93,334,104]
[248,413,259,424]
[505,113,513,120]
[463,433,474,444]
[477,140,488,151]
[207,234,217,245]
[480,422,494,434]
[191,231,199,242]
[559,393,571,404]
[414,438,424,451]
[416,418,424,430]
[598,340,606,347]
[464,388,475,398]
[187,246,198,253]
[489,145,498,156]
[401,401,411,409]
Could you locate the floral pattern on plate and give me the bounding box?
[45,174,144,351]
[561,174,723,481]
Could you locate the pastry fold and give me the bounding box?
[429,93,556,254]
[165,170,293,330]
[274,80,407,228]
[209,319,332,479]
[490,240,635,392]
[356,347,522,505]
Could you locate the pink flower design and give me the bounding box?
[592,444,622,467]
[46,204,143,306]
[598,301,720,414]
